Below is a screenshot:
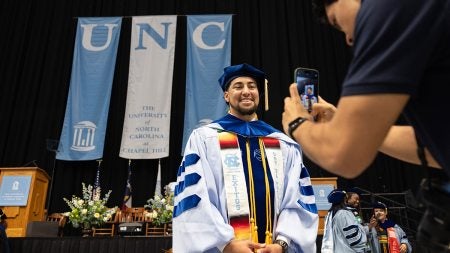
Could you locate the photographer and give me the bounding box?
[282,0,450,250]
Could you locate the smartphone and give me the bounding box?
[294,67,319,112]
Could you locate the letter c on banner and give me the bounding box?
[81,24,118,51]
[192,22,225,50]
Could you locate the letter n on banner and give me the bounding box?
[181,15,232,154]
[57,17,122,161]
[119,16,177,159]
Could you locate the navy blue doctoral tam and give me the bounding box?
[372,201,388,210]
[218,63,266,92]
[327,189,347,204]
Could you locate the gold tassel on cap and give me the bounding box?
[264,79,269,111]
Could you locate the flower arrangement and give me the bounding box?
[63,183,117,229]
[144,185,174,226]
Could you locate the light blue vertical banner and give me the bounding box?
[57,17,122,161]
[182,15,232,154]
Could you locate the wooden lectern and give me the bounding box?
[311,177,338,235]
[0,167,50,237]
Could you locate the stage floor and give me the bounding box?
[9,236,172,253]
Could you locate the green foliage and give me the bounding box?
[63,183,117,229]
[144,185,174,226]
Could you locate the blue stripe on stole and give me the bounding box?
[300,165,311,179]
[297,200,318,214]
[174,173,201,196]
[177,153,200,177]
[173,194,201,218]
[300,185,314,196]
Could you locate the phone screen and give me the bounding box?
[294,67,319,112]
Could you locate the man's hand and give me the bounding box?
[223,239,266,253]
[399,243,408,253]
[256,243,283,253]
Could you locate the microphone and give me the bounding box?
[22,160,38,167]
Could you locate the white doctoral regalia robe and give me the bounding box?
[173,114,318,253]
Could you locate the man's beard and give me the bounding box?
[231,103,258,116]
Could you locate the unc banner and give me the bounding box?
[57,17,122,161]
[119,16,177,159]
[181,15,232,153]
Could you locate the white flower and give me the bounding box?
[81,209,87,214]
[166,205,174,212]
[78,199,84,205]
[88,201,94,206]
[94,213,100,218]
[152,210,158,219]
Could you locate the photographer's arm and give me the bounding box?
[379,125,441,168]
[283,83,409,178]
[310,96,441,169]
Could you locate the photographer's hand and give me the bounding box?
[311,96,336,123]
[282,83,312,134]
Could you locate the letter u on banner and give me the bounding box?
[57,17,122,161]
[181,15,232,154]
[119,15,177,159]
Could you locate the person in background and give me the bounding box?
[173,63,318,253]
[346,189,374,252]
[346,189,363,224]
[0,208,10,253]
[322,189,367,253]
[368,201,411,253]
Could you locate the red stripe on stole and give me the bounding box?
[230,216,251,240]
[261,137,280,148]
[218,132,239,149]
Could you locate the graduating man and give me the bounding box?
[173,63,318,253]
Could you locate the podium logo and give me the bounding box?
[319,189,325,197]
[71,121,96,151]
[12,181,19,191]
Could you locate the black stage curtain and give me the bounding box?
[0,0,429,215]
[9,236,172,253]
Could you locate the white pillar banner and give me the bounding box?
[119,15,177,159]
